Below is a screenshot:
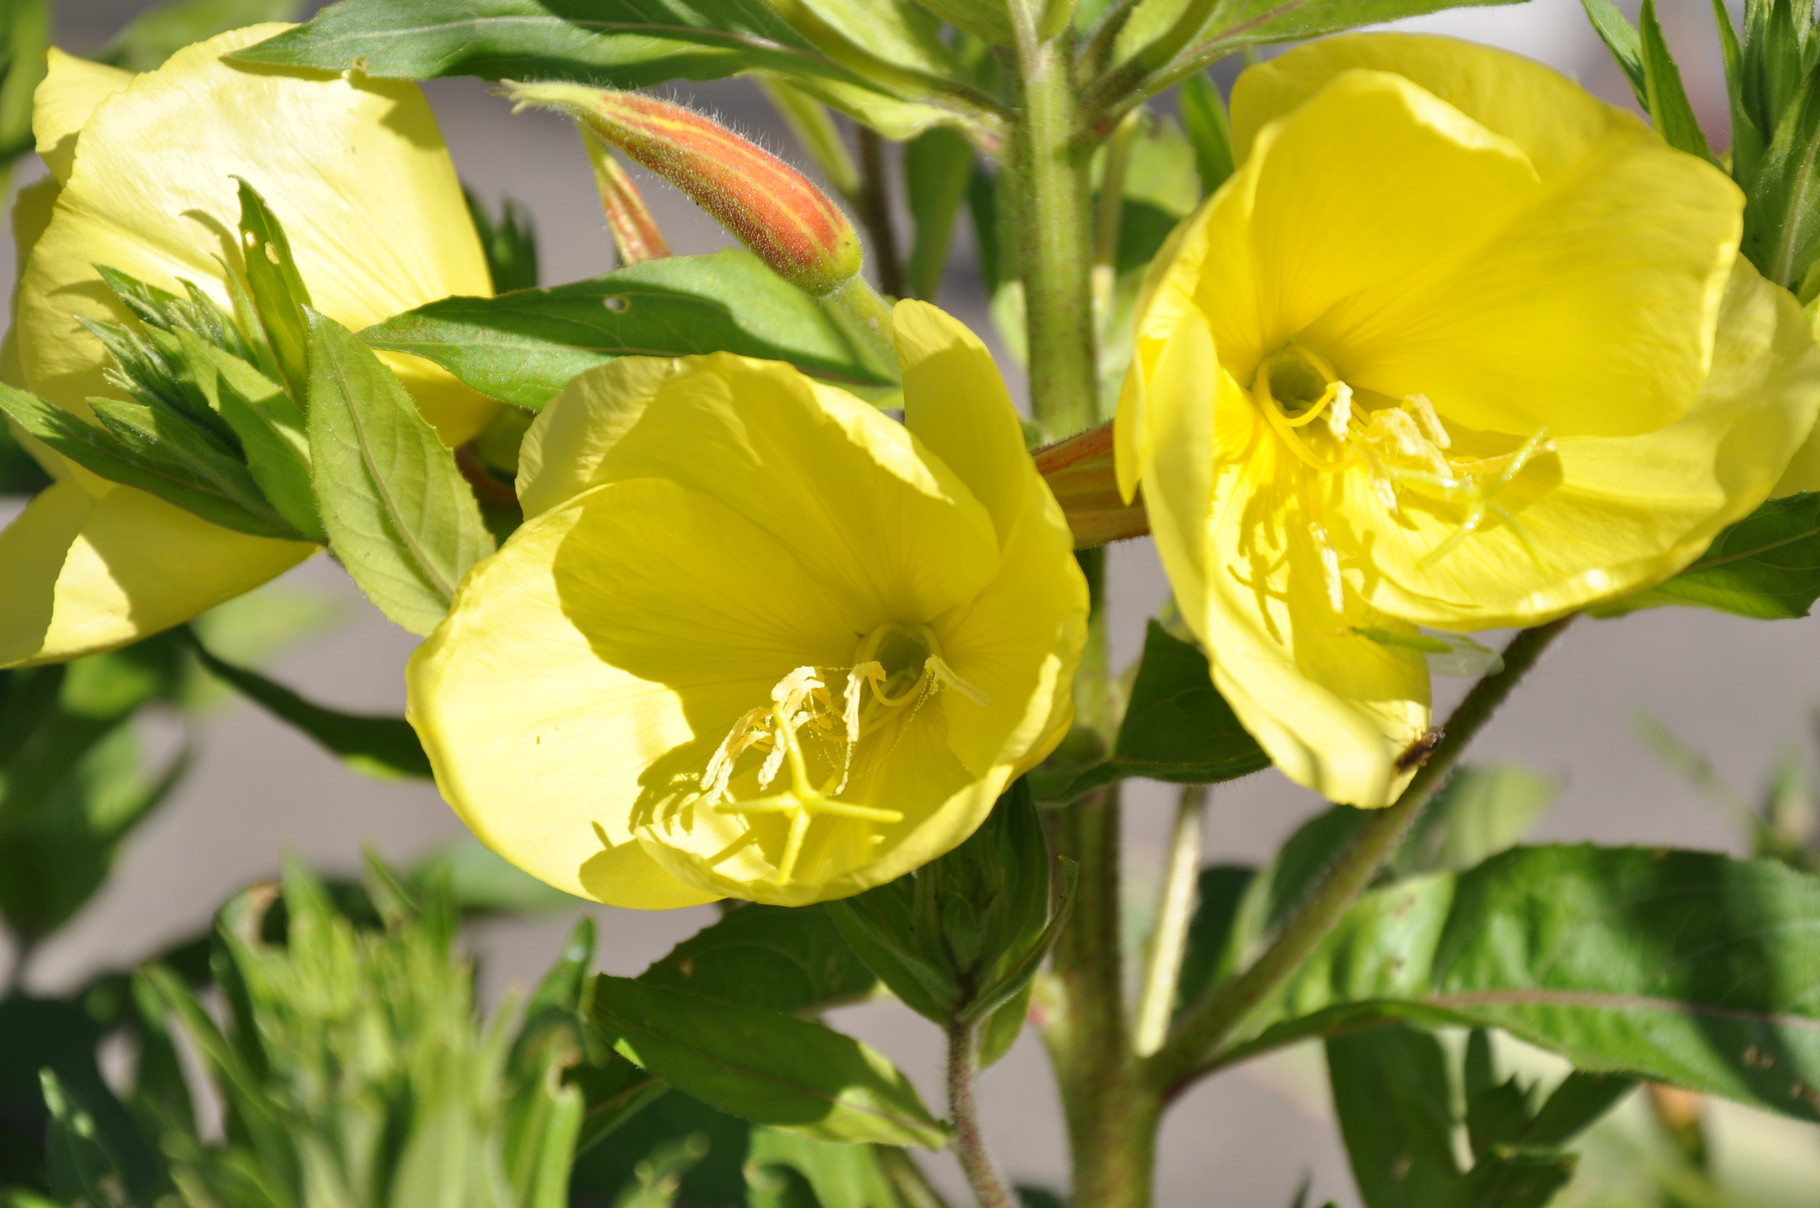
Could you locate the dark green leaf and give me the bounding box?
[0,383,299,540]
[236,0,880,94]
[904,126,975,300]
[1173,864,1256,1015]
[1179,72,1234,196]
[0,998,116,1193]
[1326,1023,1461,1208]
[642,904,879,1015]
[362,249,898,409]
[590,976,947,1148]
[1743,56,1820,289]
[466,188,541,294]
[1226,846,1820,1128]
[1639,0,1716,161]
[185,627,433,780]
[305,309,496,634]
[1039,621,1269,802]
[97,0,304,71]
[1520,1071,1635,1147]
[1593,492,1820,620]
[41,1068,169,1208]
[1579,0,1648,107]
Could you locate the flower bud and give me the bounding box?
[1033,420,1148,548]
[508,81,863,296]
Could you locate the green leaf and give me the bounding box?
[1639,0,1716,161]
[305,309,496,635]
[1179,72,1235,196]
[0,383,299,540]
[1226,845,1820,1128]
[41,1068,169,1208]
[903,126,976,300]
[642,904,879,1015]
[0,997,146,1194]
[0,650,192,942]
[233,178,314,395]
[466,187,541,294]
[413,837,581,914]
[746,1128,906,1208]
[87,395,290,528]
[1592,492,1820,620]
[97,0,304,71]
[590,976,947,1149]
[236,0,886,94]
[1394,763,1560,876]
[184,627,433,780]
[1173,864,1257,1015]
[0,0,47,195]
[1326,1023,1462,1208]
[1579,0,1649,108]
[1041,621,1268,802]
[362,249,898,409]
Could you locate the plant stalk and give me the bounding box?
[1133,784,1209,1056]
[947,1018,1019,1208]
[856,126,908,299]
[1149,615,1577,1093]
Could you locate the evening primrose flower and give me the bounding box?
[0,25,493,667]
[407,302,1087,907]
[1116,34,1820,807]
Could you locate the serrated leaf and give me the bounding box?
[590,976,947,1149]
[1593,491,1820,620]
[362,249,898,409]
[1039,620,1268,802]
[0,383,296,539]
[180,332,322,540]
[1222,845,1820,1128]
[642,904,879,1015]
[305,309,495,635]
[184,628,433,780]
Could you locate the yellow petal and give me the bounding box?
[17,24,494,443]
[1303,129,1740,439]
[3,176,61,394]
[893,299,1029,541]
[0,479,314,668]
[1232,33,1651,180]
[517,353,1002,631]
[1136,311,1429,807]
[1352,257,1820,627]
[1204,69,1542,383]
[408,476,860,908]
[33,48,133,184]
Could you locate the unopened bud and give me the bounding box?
[580,128,671,266]
[1033,421,1149,548]
[508,81,863,296]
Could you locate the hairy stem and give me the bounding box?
[1133,784,1209,1056]
[1150,616,1576,1093]
[947,1018,1019,1208]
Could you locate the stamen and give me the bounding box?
[1309,523,1344,612]
[1326,383,1353,441]
[926,655,990,706]
[1403,394,1450,449]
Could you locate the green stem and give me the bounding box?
[1008,2,1099,438]
[874,1145,955,1208]
[947,1018,1019,1208]
[1149,616,1576,1094]
[822,274,898,361]
[1133,783,1208,1057]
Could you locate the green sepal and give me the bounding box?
[178,331,323,540]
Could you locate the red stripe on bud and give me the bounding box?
[511,81,862,296]
[1033,421,1150,548]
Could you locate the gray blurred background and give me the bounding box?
[3,1,1815,1203]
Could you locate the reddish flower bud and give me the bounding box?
[1033,421,1149,548]
[509,81,863,296]
[580,128,671,265]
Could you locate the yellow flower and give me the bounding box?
[407,302,1087,907]
[0,25,493,667]
[1115,34,1820,807]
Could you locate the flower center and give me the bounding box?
[690,622,986,886]
[1248,341,1557,599]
